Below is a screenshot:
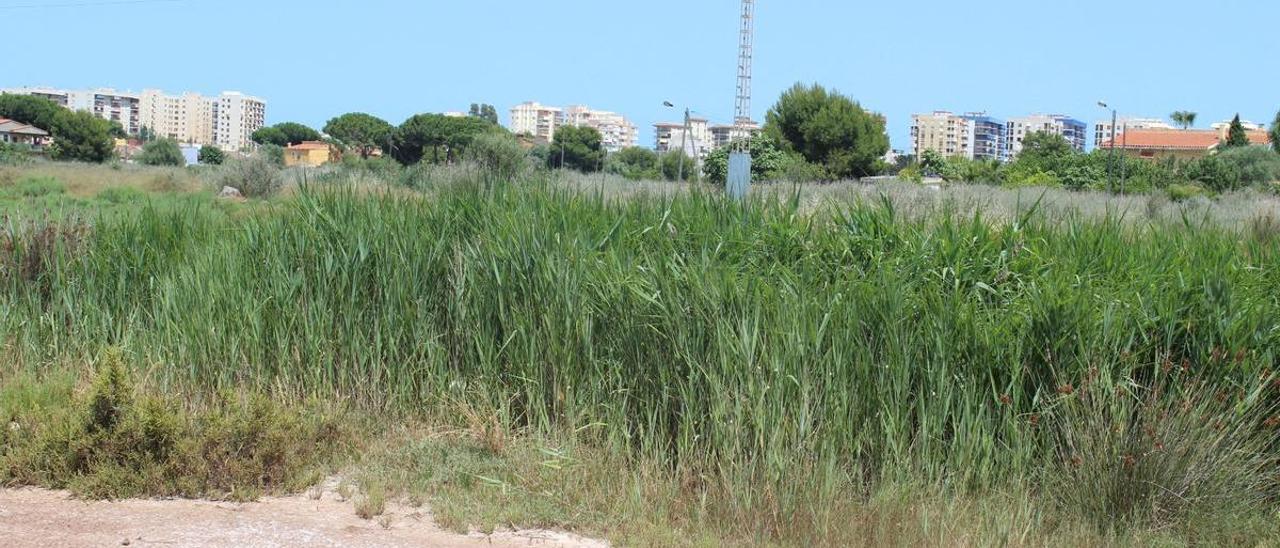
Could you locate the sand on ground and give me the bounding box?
[0,482,608,548]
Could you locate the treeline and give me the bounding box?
[902,114,1280,196]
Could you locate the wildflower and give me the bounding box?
[1029,414,1040,428]
[1123,455,1137,468]
[999,394,1012,406]
[1058,383,1075,396]
[1070,455,1083,467]
[1180,358,1191,373]
[1264,416,1280,429]
[1211,346,1223,362]
[1154,441,1165,451]
[1235,349,1248,364]
[1162,357,1174,373]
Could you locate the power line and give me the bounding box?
[0,0,190,10]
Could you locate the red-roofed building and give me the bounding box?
[1099,129,1271,160]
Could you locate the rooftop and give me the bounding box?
[0,118,50,136]
[1100,129,1271,150]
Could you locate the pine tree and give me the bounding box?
[1223,114,1251,149]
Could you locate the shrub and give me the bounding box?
[198,145,225,166]
[464,132,527,182]
[1047,374,1278,534]
[1215,146,1280,187]
[136,139,185,167]
[257,144,285,167]
[219,156,283,198]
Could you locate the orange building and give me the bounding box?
[283,141,341,167]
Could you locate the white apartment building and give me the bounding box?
[212,92,266,152]
[1005,114,1088,157]
[1093,117,1173,149]
[561,105,638,152]
[1210,119,1266,132]
[654,117,713,159]
[509,101,562,143]
[3,87,142,134]
[709,121,760,150]
[3,86,264,150]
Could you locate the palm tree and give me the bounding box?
[1170,111,1198,130]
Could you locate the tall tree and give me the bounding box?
[548,125,604,172]
[251,126,289,147]
[763,83,889,179]
[0,94,62,130]
[1170,111,1198,129]
[469,103,499,125]
[393,113,497,165]
[48,110,116,163]
[1270,110,1280,154]
[272,122,322,145]
[1223,114,1251,149]
[323,113,394,158]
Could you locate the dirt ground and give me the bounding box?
[0,483,608,548]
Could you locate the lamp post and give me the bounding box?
[662,101,697,182]
[1098,101,1117,193]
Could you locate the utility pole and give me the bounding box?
[678,108,690,181]
[1098,101,1116,193]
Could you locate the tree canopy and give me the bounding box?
[0,94,62,129]
[323,113,393,158]
[392,113,499,165]
[136,139,185,167]
[763,83,889,179]
[49,110,116,163]
[1223,115,1251,149]
[548,125,604,172]
[1170,111,1198,129]
[251,122,321,147]
[606,146,659,180]
[703,135,790,184]
[469,103,499,125]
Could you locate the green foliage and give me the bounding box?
[897,164,923,183]
[658,149,695,181]
[939,157,1003,185]
[250,126,289,147]
[1223,115,1251,149]
[468,103,499,125]
[10,176,66,197]
[1170,111,1198,129]
[1270,110,1279,154]
[1016,131,1075,168]
[1167,183,1208,201]
[606,146,659,180]
[548,125,604,172]
[257,144,285,167]
[0,355,349,500]
[273,122,322,145]
[0,94,62,130]
[323,113,394,159]
[764,83,890,179]
[197,145,225,166]
[393,113,498,165]
[1213,146,1280,187]
[919,149,946,177]
[464,132,527,182]
[44,110,116,163]
[219,156,282,198]
[702,135,791,184]
[136,139,185,167]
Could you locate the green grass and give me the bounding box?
[3,166,1280,545]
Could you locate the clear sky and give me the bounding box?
[5,0,1278,150]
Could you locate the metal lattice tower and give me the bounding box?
[733,0,756,148]
[726,0,756,199]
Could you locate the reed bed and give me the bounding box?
[4,171,1280,541]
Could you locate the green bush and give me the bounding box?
[198,146,225,166]
[136,139,185,167]
[1215,146,1280,186]
[219,156,283,198]
[464,132,528,182]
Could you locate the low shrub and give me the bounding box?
[135,139,185,167]
[0,349,351,500]
[1167,183,1208,202]
[464,132,528,183]
[219,156,283,198]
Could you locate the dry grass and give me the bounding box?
[0,161,204,198]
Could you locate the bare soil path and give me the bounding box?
[0,485,608,548]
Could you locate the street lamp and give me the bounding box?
[662,101,697,182]
[1098,101,1117,193]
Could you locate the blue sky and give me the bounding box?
[5,0,1278,150]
